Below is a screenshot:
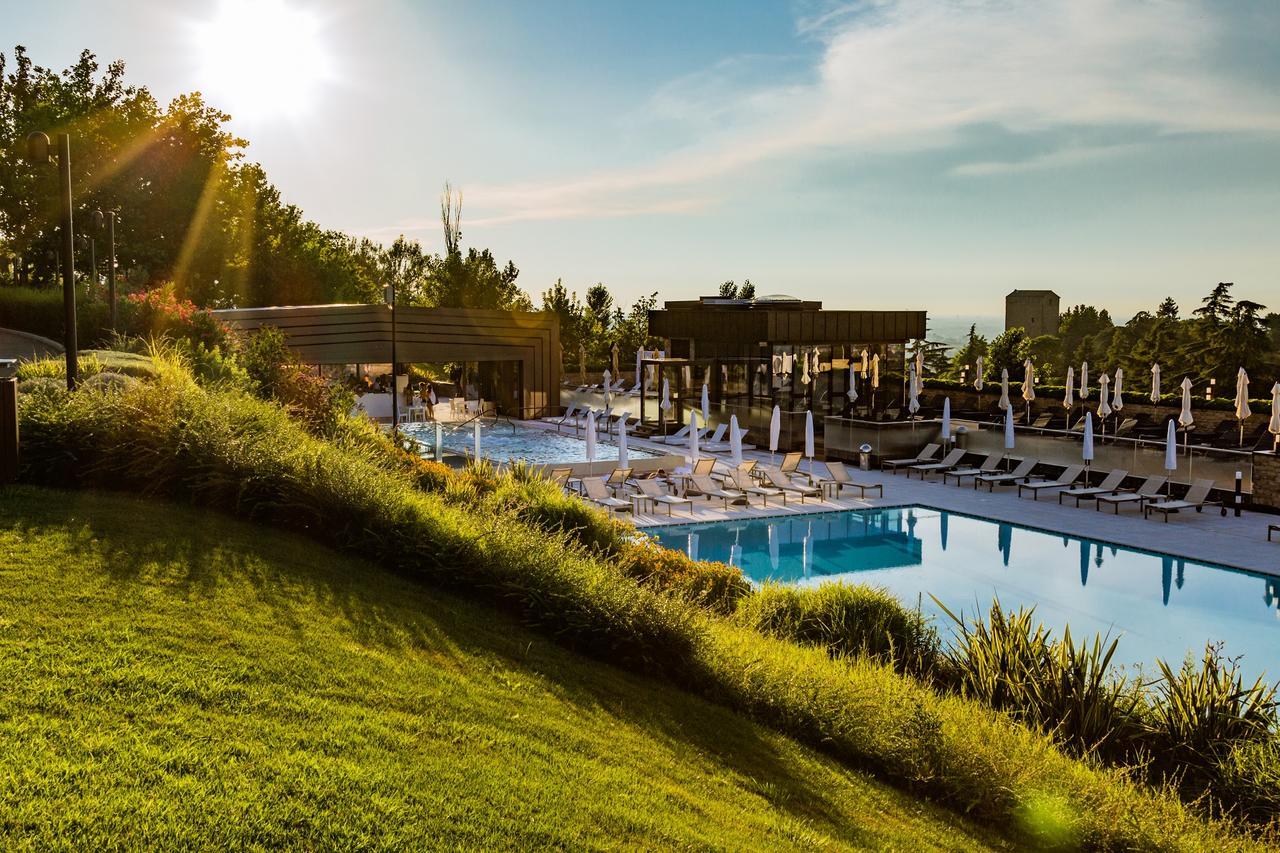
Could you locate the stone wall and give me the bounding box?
[1254,452,1280,511]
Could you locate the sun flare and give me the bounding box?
[192,0,334,123]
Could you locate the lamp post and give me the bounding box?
[88,209,104,297]
[106,211,118,331]
[26,131,78,390]
[385,283,398,439]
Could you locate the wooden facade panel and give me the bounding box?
[652,306,927,346]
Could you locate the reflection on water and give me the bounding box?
[651,507,1279,680]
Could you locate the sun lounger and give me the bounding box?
[605,467,633,496]
[975,458,1037,491]
[882,443,940,473]
[1143,479,1225,522]
[779,452,803,474]
[692,458,717,476]
[582,477,632,513]
[633,478,694,516]
[1017,465,1084,500]
[686,474,748,509]
[548,467,573,493]
[651,423,708,444]
[816,460,884,498]
[1095,475,1166,513]
[1058,469,1127,506]
[547,404,579,431]
[760,467,823,502]
[728,468,787,507]
[907,448,966,479]
[942,454,1002,486]
[705,428,754,452]
[699,424,729,446]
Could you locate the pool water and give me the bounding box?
[650,507,1280,681]
[402,422,658,466]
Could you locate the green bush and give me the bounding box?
[0,286,113,347]
[617,540,750,615]
[1212,740,1280,831]
[736,583,941,675]
[12,369,1264,848]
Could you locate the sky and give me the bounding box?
[7,0,1280,321]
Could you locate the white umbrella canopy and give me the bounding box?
[1235,367,1251,420]
[617,417,629,468]
[941,397,952,441]
[1150,363,1161,404]
[1022,360,1036,402]
[688,409,700,463]
[1064,367,1075,409]
[1082,413,1094,464]
[1112,368,1124,412]
[1080,361,1090,400]
[635,348,643,389]
[804,410,815,476]
[701,383,710,425]
[1178,377,1194,428]
[1164,418,1178,473]
[1003,405,1016,450]
[660,377,671,412]
[871,354,880,388]
[602,369,612,407]
[974,356,985,392]
[998,369,1011,409]
[847,366,858,403]
[860,349,869,378]
[769,405,781,458]
[585,412,597,462]
[915,347,924,380]
[729,414,743,466]
[1268,382,1280,448]
[1097,374,1112,419]
[907,366,921,415]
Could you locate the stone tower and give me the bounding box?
[1005,290,1060,336]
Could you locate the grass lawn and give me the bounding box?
[0,486,1012,850]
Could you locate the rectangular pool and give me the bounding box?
[649,507,1280,681]
[403,422,658,466]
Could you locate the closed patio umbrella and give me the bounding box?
[602,369,612,408]
[1064,366,1075,414]
[907,366,920,416]
[1022,359,1036,403]
[1112,368,1124,413]
[660,377,671,413]
[1097,374,1112,423]
[998,369,1010,410]
[941,397,951,444]
[1003,404,1015,470]
[860,349,869,379]
[769,405,781,464]
[847,365,858,404]
[800,349,812,386]
[1178,377,1194,429]
[585,412,597,462]
[617,417,629,468]
[611,343,620,379]
[701,383,710,425]
[1234,367,1251,445]
[1150,363,1161,404]
[729,414,743,466]
[1080,361,1089,400]
[973,356,985,392]
[804,410,815,480]
[635,348,643,390]
[870,354,880,388]
[915,347,924,380]
[688,410,700,464]
[1163,418,1177,497]
[1268,382,1280,450]
[1082,413,1094,469]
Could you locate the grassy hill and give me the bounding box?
[0,486,1010,850]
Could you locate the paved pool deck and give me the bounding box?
[525,418,1280,578]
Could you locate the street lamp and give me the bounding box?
[105,211,118,331]
[26,131,78,390]
[385,283,398,439]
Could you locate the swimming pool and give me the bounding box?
[649,506,1280,681]
[402,422,659,466]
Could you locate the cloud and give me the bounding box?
[461,1,1280,224]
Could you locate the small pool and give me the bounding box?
[649,507,1280,681]
[402,422,659,466]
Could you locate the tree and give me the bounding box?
[947,324,989,380]
[420,184,532,311]
[988,327,1027,378]
[1156,297,1179,320]
[585,283,613,331]
[718,280,738,298]
[1017,335,1062,382]
[739,280,755,300]
[541,279,585,366]
[1057,305,1112,369]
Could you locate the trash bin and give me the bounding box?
[858,443,873,471]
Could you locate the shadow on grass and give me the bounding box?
[0,484,940,846]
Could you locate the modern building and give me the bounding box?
[1004,290,1060,336]
[215,304,559,418]
[644,295,926,445]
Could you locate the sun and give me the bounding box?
[192,0,334,123]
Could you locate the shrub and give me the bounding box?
[1212,740,1280,831]
[736,583,941,675]
[79,371,137,393]
[618,540,750,615]
[0,286,112,346]
[120,286,230,350]
[236,326,353,437]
